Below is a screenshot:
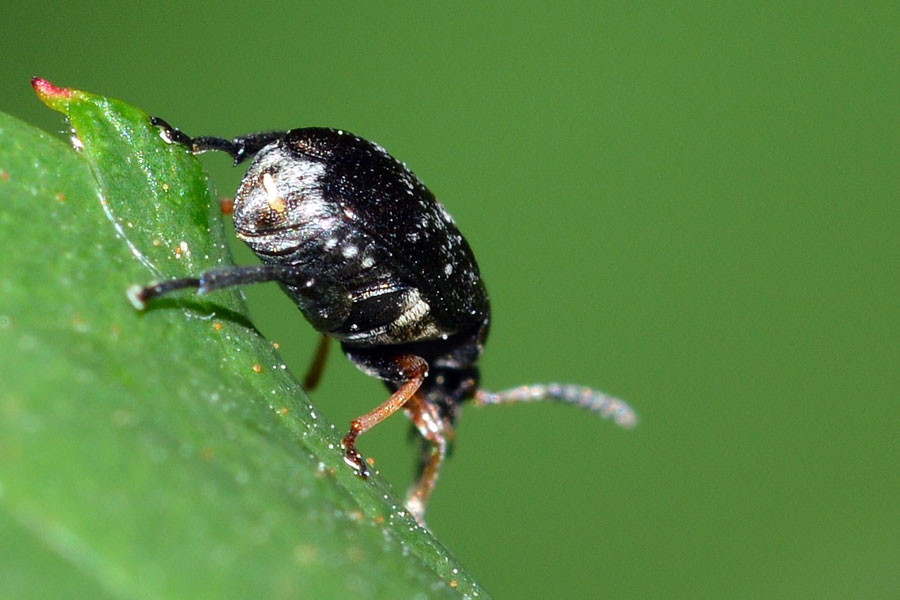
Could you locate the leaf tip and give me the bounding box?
[31,77,72,111]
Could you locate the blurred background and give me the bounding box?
[2,3,897,598]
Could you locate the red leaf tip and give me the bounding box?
[31,77,71,101]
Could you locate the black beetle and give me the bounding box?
[129,117,636,521]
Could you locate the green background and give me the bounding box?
[2,3,897,598]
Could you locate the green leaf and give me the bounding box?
[0,81,486,599]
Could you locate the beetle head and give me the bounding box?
[232,141,335,258]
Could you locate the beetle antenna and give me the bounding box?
[474,383,637,429]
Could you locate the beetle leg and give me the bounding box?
[341,354,428,478]
[474,383,638,429]
[404,394,453,523]
[150,116,286,165]
[127,264,302,309]
[302,334,331,392]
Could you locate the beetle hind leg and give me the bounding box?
[474,383,638,429]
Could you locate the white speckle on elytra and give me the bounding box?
[439,204,455,224]
[342,245,358,258]
[444,263,453,276]
[325,237,338,250]
[372,142,391,157]
[362,256,375,268]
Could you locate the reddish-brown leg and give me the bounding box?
[302,334,331,391]
[403,395,454,522]
[341,354,428,478]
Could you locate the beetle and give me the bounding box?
[128,117,637,521]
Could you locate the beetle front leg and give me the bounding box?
[127,264,301,309]
[150,116,286,165]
